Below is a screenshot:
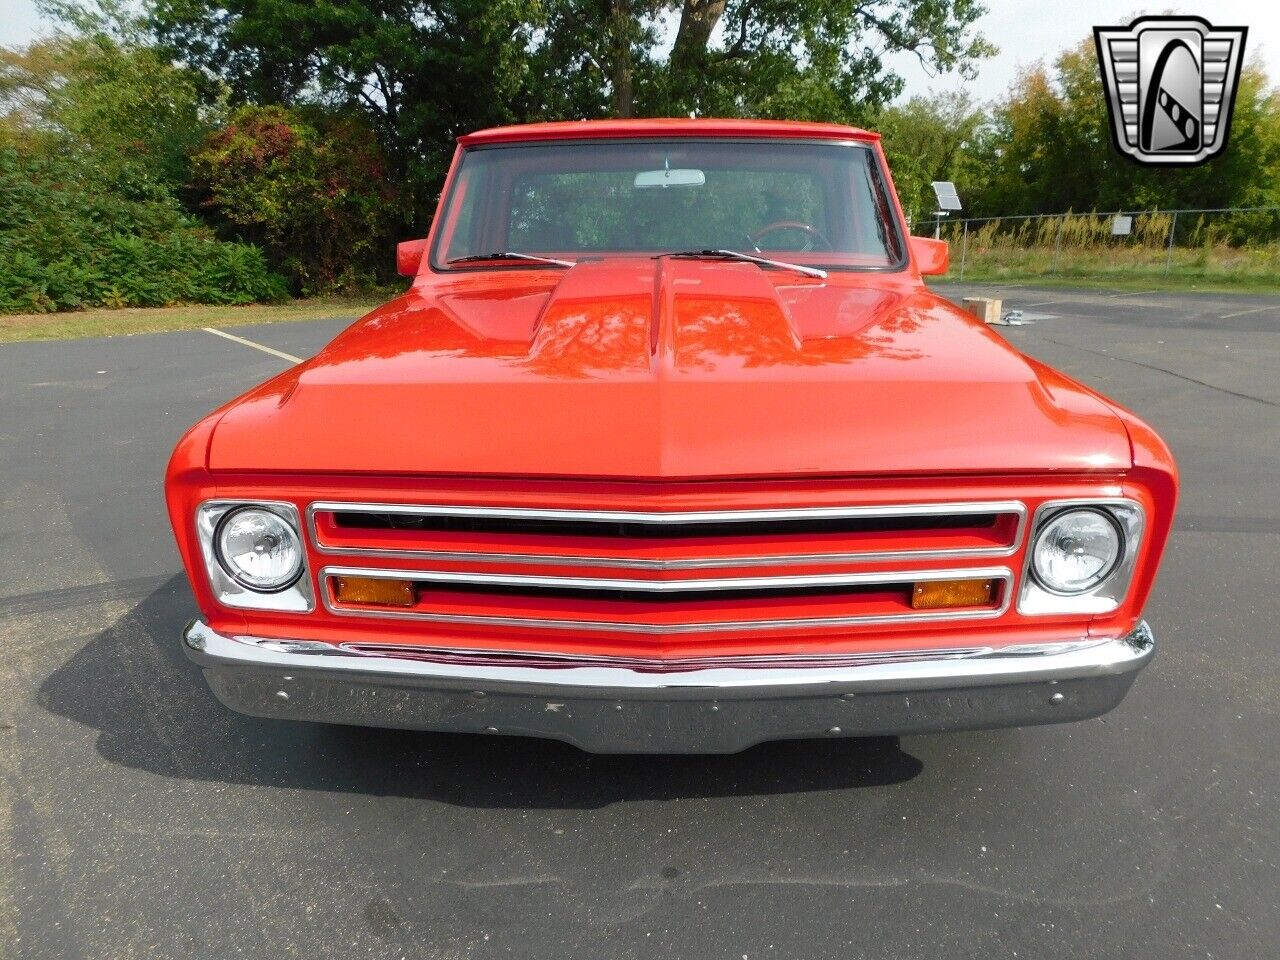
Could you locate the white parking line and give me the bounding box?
[202,327,302,364]
[1108,290,1156,298]
[1218,305,1280,320]
[1024,299,1069,307]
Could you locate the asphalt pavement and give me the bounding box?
[1,282,1277,959]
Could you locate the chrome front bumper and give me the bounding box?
[182,620,1155,754]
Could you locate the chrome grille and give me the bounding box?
[307,500,1027,569]
[307,500,1025,636]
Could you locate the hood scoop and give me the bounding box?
[521,258,805,376]
[526,261,655,375]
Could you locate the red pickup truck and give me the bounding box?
[167,119,1177,753]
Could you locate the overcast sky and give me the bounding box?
[3,0,1276,106]
[888,1,1278,103]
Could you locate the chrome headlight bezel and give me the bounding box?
[196,500,314,612]
[1018,499,1145,615]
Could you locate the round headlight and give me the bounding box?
[215,507,303,591]
[1031,508,1122,594]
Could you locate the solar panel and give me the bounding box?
[931,181,963,211]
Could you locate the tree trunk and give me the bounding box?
[671,0,728,72]
[609,0,634,118]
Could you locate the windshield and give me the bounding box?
[431,139,906,272]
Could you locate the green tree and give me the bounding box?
[531,0,995,121]
[146,0,995,222]
[0,31,209,191]
[967,38,1280,218]
[191,105,399,292]
[149,0,546,226]
[0,6,287,314]
[876,90,985,224]
[650,0,994,120]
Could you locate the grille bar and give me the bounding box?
[329,511,996,539]
[311,500,1024,526]
[307,500,1027,568]
[323,566,995,594]
[319,564,1013,634]
[305,547,1003,570]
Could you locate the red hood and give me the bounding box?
[208,260,1132,477]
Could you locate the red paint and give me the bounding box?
[206,260,1132,477]
[167,119,1178,660]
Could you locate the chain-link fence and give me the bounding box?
[914,207,1280,283]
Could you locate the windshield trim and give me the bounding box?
[427,137,910,276]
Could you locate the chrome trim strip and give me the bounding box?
[317,564,1013,633]
[1017,498,1145,616]
[334,641,1004,668]
[331,639,1109,670]
[304,500,1029,567]
[320,564,1010,594]
[308,498,1027,525]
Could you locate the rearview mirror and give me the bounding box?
[397,238,427,277]
[634,168,706,189]
[910,236,949,276]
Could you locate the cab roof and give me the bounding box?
[457,118,879,147]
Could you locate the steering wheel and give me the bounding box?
[749,220,834,252]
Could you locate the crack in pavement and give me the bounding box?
[1037,335,1280,409]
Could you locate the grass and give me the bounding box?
[0,294,391,343]
[934,269,1280,295]
[935,232,1280,295]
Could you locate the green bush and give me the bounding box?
[0,145,287,313]
[192,106,398,294]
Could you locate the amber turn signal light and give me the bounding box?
[333,575,416,607]
[911,578,996,610]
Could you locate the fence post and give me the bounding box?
[1052,214,1066,274]
[960,219,969,281]
[1164,211,1179,274]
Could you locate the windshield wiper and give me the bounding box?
[448,252,577,267]
[661,249,827,279]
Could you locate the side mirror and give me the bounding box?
[397,239,427,277]
[910,236,949,276]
